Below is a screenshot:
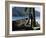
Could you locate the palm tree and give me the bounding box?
[24,8,36,29]
[32,8,36,27]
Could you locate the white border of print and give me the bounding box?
[9,4,43,35]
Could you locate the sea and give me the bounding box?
[12,16,40,24]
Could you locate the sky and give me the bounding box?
[35,7,41,13]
